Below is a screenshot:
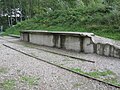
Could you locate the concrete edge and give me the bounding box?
[20,30,94,37]
[8,34,20,38]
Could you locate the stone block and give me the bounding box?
[20,33,24,40]
[110,46,114,57]
[64,36,81,52]
[114,48,120,58]
[53,35,61,48]
[83,37,94,53]
[30,34,54,47]
[103,45,110,56]
[22,33,29,42]
[97,44,104,55]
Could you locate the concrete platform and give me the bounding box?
[20,30,120,59]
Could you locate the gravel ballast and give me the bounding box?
[0,36,120,90]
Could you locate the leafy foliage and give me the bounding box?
[1,0,120,40]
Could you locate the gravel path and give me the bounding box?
[0,36,120,90]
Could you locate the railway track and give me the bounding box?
[1,36,95,63]
[3,43,120,89]
[26,44,95,63]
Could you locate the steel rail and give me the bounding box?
[3,44,120,89]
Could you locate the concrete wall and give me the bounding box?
[29,33,89,52]
[20,30,120,59]
[30,33,54,47]
[96,44,120,58]
[63,36,81,52]
[20,33,29,42]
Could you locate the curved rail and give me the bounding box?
[3,44,120,89]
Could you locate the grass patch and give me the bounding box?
[0,68,8,74]
[0,80,15,90]
[3,17,120,40]
[20,76,39,86]
[3,6,120,40]
[70,68,85,74]
[70,68,120,86]
[71,68,115,78]
[86,70,115,78]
